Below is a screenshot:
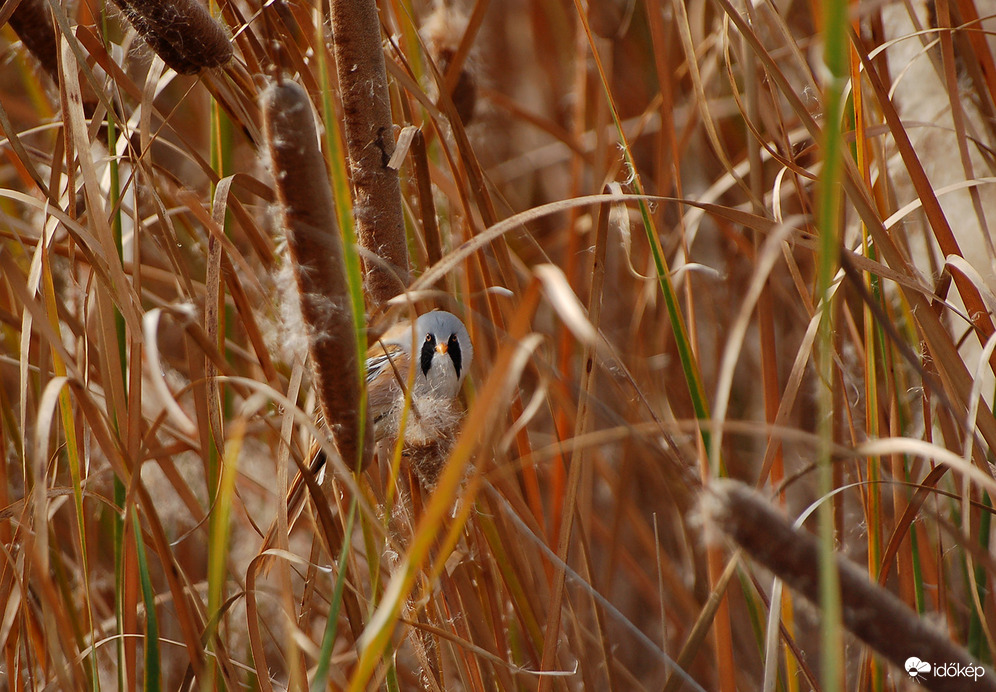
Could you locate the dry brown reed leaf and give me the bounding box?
[705,479,996,692]
[262,79,372,472]
[112,0,232,74]
[330,0,409,306]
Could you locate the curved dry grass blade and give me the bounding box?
[142,309,197,437]
[483,484,708,692]
[662,554,740,692]
[262,78,372,471]
[533,190,609,680]
[934,1,994,263]
[709,218,802,474]
[850,27,996,372]
[671,0,755,207]
[877,465,951,586]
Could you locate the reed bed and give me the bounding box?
[1,0,995,690]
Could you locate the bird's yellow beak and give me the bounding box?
[435,342,448,355]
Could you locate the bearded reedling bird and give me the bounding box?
[363,310,473,487]
[270,314,472,612]
[365,310,473,443]
[265,310,473,551]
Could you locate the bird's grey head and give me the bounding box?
[414,310,473,397]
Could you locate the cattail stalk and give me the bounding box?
[8,0,60,80]
[329,0,410,307]
[705,479,996,692]
[262,79,372,472]
[111,0,232,74]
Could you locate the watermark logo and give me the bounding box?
[905,657,930,682]
[905,656,986,683]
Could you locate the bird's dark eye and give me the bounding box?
[425,334,432,343]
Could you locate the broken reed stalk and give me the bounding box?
[329,0,410,307]
[111,0,232,74]
[8,0,60,81]
[705,479,996,692]
[262,79,373,472]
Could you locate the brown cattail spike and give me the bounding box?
[112,0,232,75]
[262,79,373,472]
[8,0,60,81]
[329,0,410,307]
[705,479,996,692]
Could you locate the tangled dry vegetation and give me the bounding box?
[2,0,996,690]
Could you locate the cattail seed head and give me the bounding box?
[705,479,995,690]
[329,0,411,306]
[262,79,372,472]
[112,0,232,74]
[8,0,60,81]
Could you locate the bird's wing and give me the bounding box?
[366,342,407,421]
[365,342,404,383]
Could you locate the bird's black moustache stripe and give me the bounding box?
[420,335,435,377]
[448,334,462,378]
[420,333,463,379]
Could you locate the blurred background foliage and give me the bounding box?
[1,0,996,689]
